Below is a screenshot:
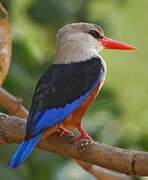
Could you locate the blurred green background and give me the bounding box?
[0,0,148,179]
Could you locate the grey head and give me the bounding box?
[54,22,105,64]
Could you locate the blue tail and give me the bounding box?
[8,133,42,169]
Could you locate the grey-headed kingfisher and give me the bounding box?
[8,22,136,169]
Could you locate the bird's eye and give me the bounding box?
[88,30,101,39]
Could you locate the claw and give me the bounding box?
[73,134,92,142]
[73,124,93,142]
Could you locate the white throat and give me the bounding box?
[54,46,99,64]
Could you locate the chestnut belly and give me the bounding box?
[61,82,103,130]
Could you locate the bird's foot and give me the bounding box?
[58,125,71,137]
[73,124,92,142]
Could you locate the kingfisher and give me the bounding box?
[8,22,136,169]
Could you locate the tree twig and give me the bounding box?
[0,113,147,176]
[76,160,133,180]
[0,87,28,118]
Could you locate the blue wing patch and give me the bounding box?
[35,91,90,133]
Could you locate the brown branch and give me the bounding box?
[0,87,28,118]
[76,160,133,180]
[0,113,147,176]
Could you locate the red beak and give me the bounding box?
[101,37,137,50]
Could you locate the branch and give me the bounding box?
[0,87,28,118]
[76,160,133,180]
[0,113,147,176]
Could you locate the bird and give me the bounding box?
[8,22,136,169]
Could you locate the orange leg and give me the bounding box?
[73,124,92,142]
